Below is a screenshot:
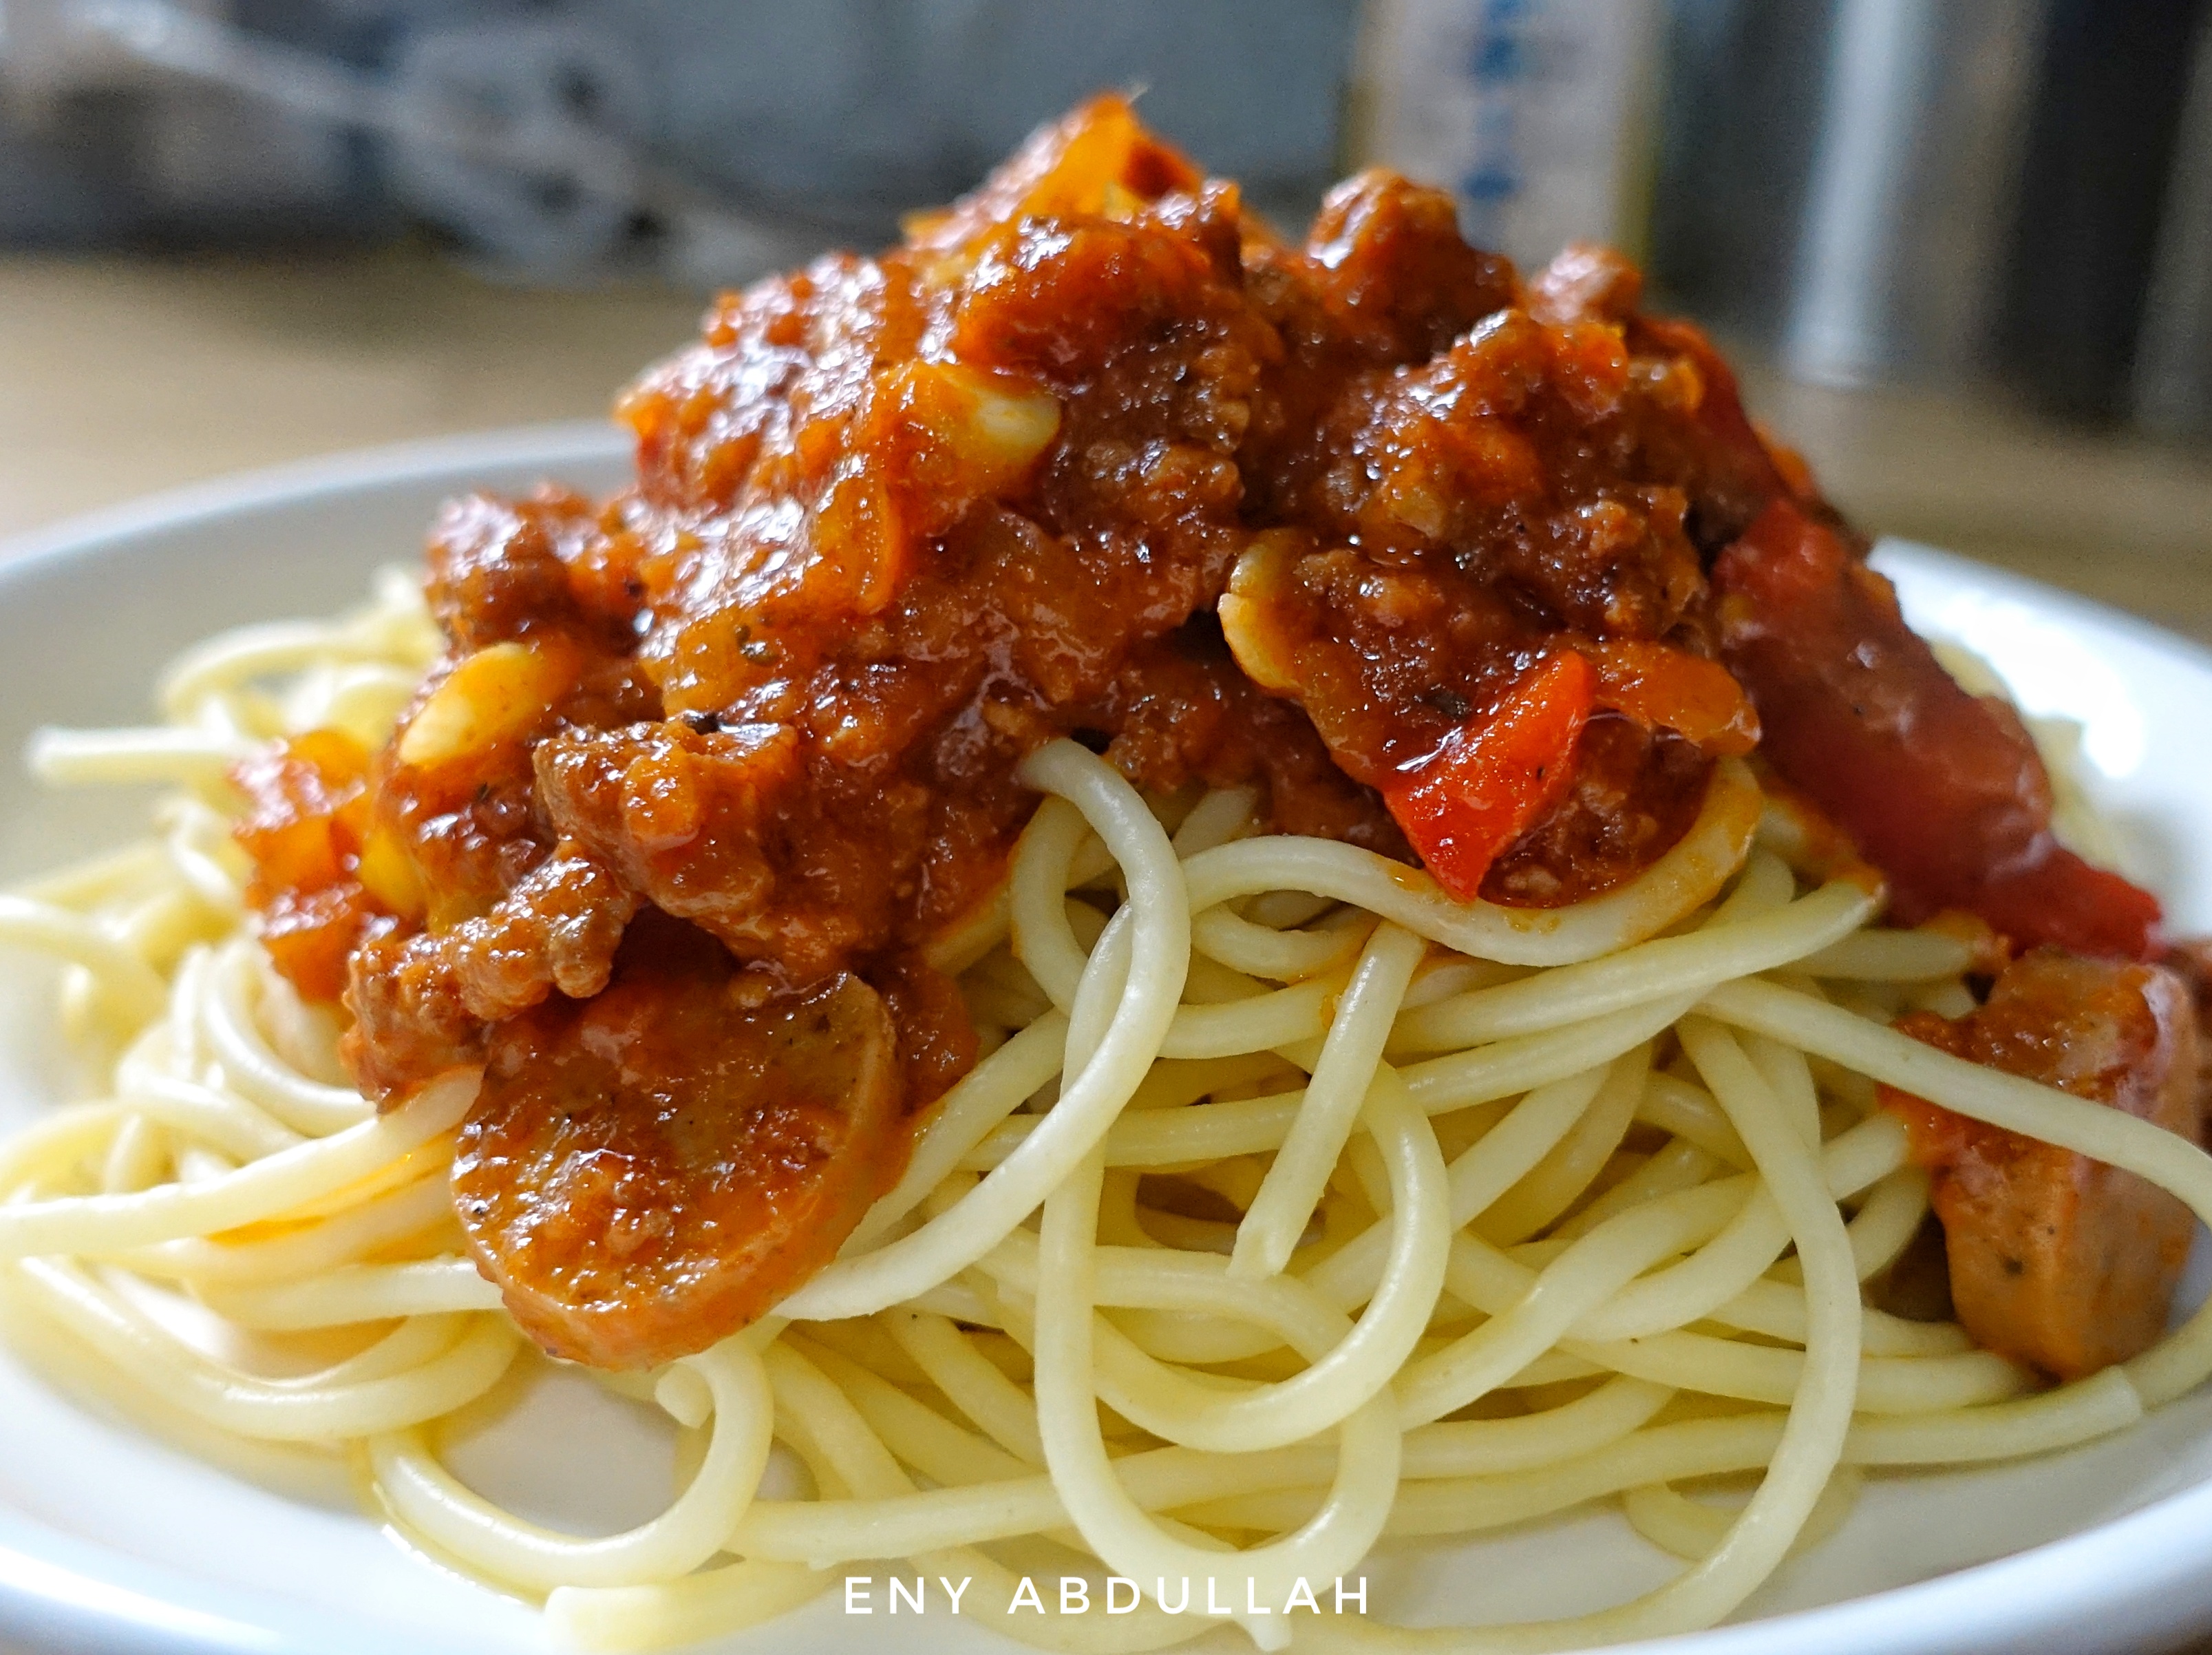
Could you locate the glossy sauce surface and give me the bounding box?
[240,103,1787,1093]
[225,96,2178,1367]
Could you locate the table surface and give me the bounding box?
[2,247,2212,1655]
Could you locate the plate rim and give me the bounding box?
[1,430,2210,1655]
[0,420,631,580]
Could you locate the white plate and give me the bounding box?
[1,428,2210,1655]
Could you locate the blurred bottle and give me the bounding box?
[1346,0,1662,275]
[1650,0,2050,390]
[1648,0,2212,428]
[1994,0,2209,422]
[1788,0,2050,388]
[2132,8,2212,439]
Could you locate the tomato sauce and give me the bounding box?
[224,95,2174,1367]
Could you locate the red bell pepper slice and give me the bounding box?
[1382,651,1595,901]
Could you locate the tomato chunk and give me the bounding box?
[1714,498,2161,958]
[454,920,902,1368]
[1381,651,1594,900]
[231,730,389,1002]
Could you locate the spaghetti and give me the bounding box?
[1,572,2206,1654]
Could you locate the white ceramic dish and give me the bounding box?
[1,427,2209,1655]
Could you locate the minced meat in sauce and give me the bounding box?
[228,95,2183,1369]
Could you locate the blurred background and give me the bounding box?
[2,0,2210,643]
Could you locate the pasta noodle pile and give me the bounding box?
[1,574,2209,1654]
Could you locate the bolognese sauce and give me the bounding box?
[228,94,2186,1369]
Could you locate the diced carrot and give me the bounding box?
[1587,639,1759,755]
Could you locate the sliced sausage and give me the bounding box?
[1883,948,2202,1379]
[453,917,902,1369]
